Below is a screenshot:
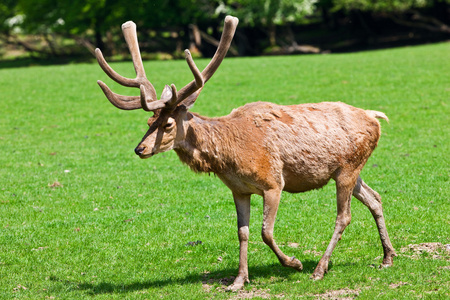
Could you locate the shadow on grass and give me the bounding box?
[50,260,322,295]
[0,56,94,69]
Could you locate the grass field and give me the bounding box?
[0,42,449,299]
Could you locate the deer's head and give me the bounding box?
[95,16,238,158]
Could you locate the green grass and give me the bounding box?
[1,42,449,299]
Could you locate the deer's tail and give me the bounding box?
[366,110,389,123]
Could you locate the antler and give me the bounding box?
[96,16,239,112]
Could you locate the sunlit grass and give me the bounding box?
[0,42,449,299]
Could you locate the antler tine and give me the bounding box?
[95,21,157,110]
[174,16,239,105]
[122,22,149,84]
[185,49,204,89]
[97,80,142,110]
[96,48,139,87]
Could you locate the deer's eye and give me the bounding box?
[163,120,174,130]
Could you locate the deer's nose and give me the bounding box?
[134,146,146,155]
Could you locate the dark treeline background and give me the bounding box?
[1,0,449,61]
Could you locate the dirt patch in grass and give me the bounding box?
[389,282,409,289]
[303,248,323,257]
[313,287,360,299]
[201,275,284,299]
[231,288,281,299]
[400,242,450,260]
[288,242,299,248]
[48,181,63,188]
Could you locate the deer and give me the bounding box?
[95,16,396,291]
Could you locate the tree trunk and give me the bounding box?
[268,23,276,47]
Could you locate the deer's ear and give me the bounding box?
[179,88,202,110]
[160,85,173,101]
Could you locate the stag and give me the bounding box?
[95,16,396,291]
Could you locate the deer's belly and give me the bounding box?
[283,177,331,193]
[281,166,335,193]
[216,173,265,196]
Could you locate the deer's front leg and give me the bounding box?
[262,189,303,271]
[311,176,354,280]
[226,192,251,292]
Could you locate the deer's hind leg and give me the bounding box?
[352,176,396,267]
[261,188,303,272]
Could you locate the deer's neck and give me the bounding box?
[174,113,235,174]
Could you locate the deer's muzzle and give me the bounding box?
[134,146,146,156]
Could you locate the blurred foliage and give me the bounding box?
[6,0,218,35]
[215,0,317,26]
[0,0,18,34]
[0,0,449,59]
[332,0,450,12]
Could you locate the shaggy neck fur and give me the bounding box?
[174,113,240,174]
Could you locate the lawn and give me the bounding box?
[0,42,449,299]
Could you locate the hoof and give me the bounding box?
[225,276,249,292]
[289,256,303,271]
[310,272,324,281]
[226,283,244,292]
[380,262,393,269]
[380,255,395,268]
[311,265,327,280]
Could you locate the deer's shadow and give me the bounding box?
[51,260,321,295]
